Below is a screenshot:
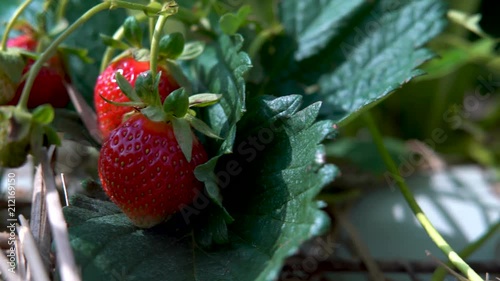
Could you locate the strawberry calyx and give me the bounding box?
[103,70,221,162]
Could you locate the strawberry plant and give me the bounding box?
[1,0,498,281]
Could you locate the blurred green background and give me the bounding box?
[327,0,500,181]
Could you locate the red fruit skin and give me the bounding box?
[6,34,70,108]
[98,114,208,228]
[94,57,180,140]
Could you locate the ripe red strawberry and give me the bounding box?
[98,113,208,228]
[94,57,179,139]
[6,34,70,108]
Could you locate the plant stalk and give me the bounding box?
[432,221,499,281]
[1,0,34,51]
[150,13,169,76]
[150,1,178,76]
[362,112,484,281]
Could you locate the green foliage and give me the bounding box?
[280,0,365,60]
[316,0,447,125]
[0,0,455,279]
[266,0,446,126]
[65,94,336,281]
[32,104,54,125]
[188,34,250,221]
[220,5,252,35]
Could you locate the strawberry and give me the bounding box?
[96,70,221,228]
[98,113,208,228]
[94,57,179,140]
[6,34,70,108]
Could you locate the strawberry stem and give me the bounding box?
[17,0,165,110]
[0,0,34,52]
[150,1,178,76]
[149,0,155,42]
[150,15,168,76]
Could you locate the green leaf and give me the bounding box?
[123,16,143,48]
[57,45,94,64]
[115,72,140,102]
[308,0,446,125]
[99,94,145,108]
[280,0,366,60]
[159,32,185,60]
[188,93,222,107]
[177,41,205,60]
[163,88,189,117]
[32,104,55,125]
[189,34,250,155]
[186,34,250,236]
[42,125,61,146]
[448,10,491,39]
[185,115,221,139]
[65,95,337,281]
[219,5,252,35]
[172,117,193,162]
[99,34,130,50]
[164,60,193,94]
[134,71,162,106]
